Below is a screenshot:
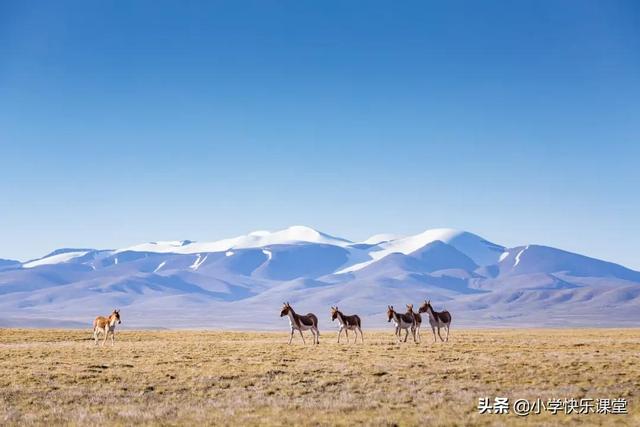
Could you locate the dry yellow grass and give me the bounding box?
[0,328,638,426]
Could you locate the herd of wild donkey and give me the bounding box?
[92,300,452,346]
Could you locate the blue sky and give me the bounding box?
[1,1,639,268]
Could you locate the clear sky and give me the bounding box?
[1,1,639,269]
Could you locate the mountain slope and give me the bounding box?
[498,245,640,281]
[0,258,21,272]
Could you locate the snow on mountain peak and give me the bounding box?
[338,228,505,273]
[115,226,505,275]
[117,240,194,254]
[266,225,350,245]
[23,250,91,269]
[399,228,505,265]
[117,226,352,255]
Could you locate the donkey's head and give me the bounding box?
[280,302,292,317]
[406,303,414,313]
[418,300,431,314]
[112,309,121,324]
[386,305,395,322]
[330,306,339,321]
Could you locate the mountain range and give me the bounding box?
[1,226,639,330]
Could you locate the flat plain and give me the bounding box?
[0,328,638,426]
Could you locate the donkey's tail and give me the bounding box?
[309,313,320,335]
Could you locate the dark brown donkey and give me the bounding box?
[386,305,417,342]
[405,304,422,343]
[280,302,319,344]
[418,299,452,342]
[330,306,363,343]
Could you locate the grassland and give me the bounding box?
[0,328,638,426]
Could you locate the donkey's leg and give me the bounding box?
[102,328,108,347]
[93,328,99,345]
[344,329,349,344]
[431,325,437,343]
[111,331,115,346]
[437,325,445,342]
[416,326,421,343]
[445,324,450,342]
[314,327,320,344]
[358,327,364,343]
[403,328,409,342]
[298,329,306,345]
[288,328,295,345]
[337,327,342,343]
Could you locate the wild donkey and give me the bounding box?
[418,300,452,342]
[406,304,422,343]
[280,302,319,344]
[330,306,363,343]
[386,305,418,343]
[93,309,121,346]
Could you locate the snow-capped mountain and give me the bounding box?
[1,226,639,329]
[117,226,352,254]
